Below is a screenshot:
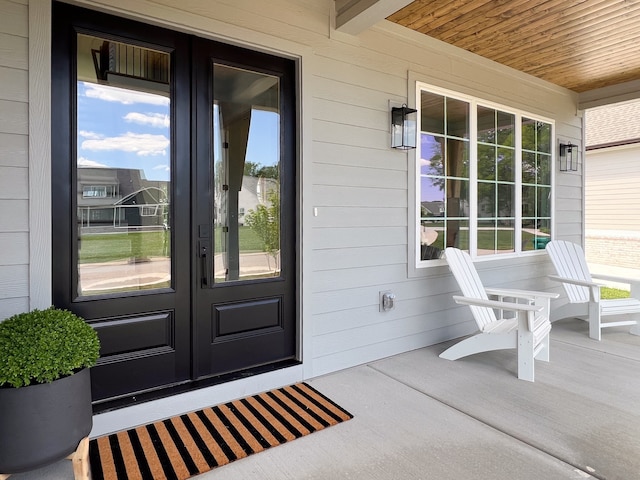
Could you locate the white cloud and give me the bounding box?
[78,130,103,140]
[82,132,169,156]
[124,112,170,128]
[82,82,169,106]
[153,164,170,172]
[77,157,108,168]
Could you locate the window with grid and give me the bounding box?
[416,84,553,263]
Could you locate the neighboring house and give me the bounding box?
[0,0,613,436]
[585,102,640,269]
[78,166,168,231]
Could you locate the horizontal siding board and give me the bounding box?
[0,296,29,320]
[313,98,387,132]
[152,0,328,39]
[311,245,407,271]
[0,0,27,37]
[0,199,28,231]
[311,185,406,208]
[313,119,390,150]
[0,66,28,102]
[0,133,27,167]
[313,163,406,189]
[0,264,28,299]
[0,232,28,264]
[313,76,406,111]
[0,99,28,134]
[0,32,27,69]
[311,226,406,249]
[312,142,407,171]
[313,292,463,336]
[0,166,28,199]
[311,264,411,293]
[311,206,406,228]
[312,55,407,96]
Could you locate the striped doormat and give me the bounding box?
[89,382,352,480]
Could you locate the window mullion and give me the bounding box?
[469,101,478,258]
[514,114,522,253]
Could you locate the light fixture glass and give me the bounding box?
[559,142,578,171]
[391,105,417,150]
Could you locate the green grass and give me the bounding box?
[601,287,630,299]
[79,226,268,264]
[79,231,169,264]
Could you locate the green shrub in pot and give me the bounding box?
[0,307,100,388]
[0,307,100,474]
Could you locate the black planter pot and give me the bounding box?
[0,367,93,474]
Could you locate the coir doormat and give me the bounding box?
[89,382,352,480]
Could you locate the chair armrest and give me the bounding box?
[452,295,542,313]
[485,287,559,300]
[548,275,602,288]
[453,296,545,333]
[590,274,640,299]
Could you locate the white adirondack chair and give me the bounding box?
[545,240,640,341]
[440,248,558,382]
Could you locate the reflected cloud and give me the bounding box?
[78,130,103,140]
[153,164,170,172]
[124,112,170,128]
[82,132,169,156]
[77,156,108,168]
[82,82,169,106]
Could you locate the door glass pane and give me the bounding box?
[212,64,281,283]
[76,34,171,296]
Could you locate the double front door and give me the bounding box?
[52,4,297,405]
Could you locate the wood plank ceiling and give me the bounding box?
[387,0,640,93]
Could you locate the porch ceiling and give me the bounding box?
[385,0,640,94]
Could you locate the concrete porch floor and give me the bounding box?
[12,317,640,480]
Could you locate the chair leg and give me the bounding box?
[439,332,515,361]
[589,302,601,341]
[517,329,535,382]
[536,333,550,363]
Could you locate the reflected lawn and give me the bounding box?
[79,227,266,263]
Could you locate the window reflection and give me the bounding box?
[212,64,281,283]
[76,34,171,296]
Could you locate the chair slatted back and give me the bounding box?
[445,248,497,329]
[545,240,591,303]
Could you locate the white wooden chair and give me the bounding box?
[545,240,640,341]
[440,247,558,382]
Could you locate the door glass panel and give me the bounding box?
[76,34,171,296]
[212,64,281,283]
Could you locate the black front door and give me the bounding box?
[52,3,297,406]
[192,40,297,379]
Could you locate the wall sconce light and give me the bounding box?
[559,142,578,172]
[391,104,417,150]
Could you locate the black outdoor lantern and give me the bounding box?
[559,142,578,171]
[391,104,418,150]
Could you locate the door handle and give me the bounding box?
[198,239,211,286]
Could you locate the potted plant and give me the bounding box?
[0,307,100,474]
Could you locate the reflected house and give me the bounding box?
[77,166,169,232]
[421,201,445,217]
[218,174,279,227]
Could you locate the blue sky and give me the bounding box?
[77,82,279,182]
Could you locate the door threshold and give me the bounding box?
[92,359,301,415]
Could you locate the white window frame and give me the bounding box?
[412,81,555,269]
